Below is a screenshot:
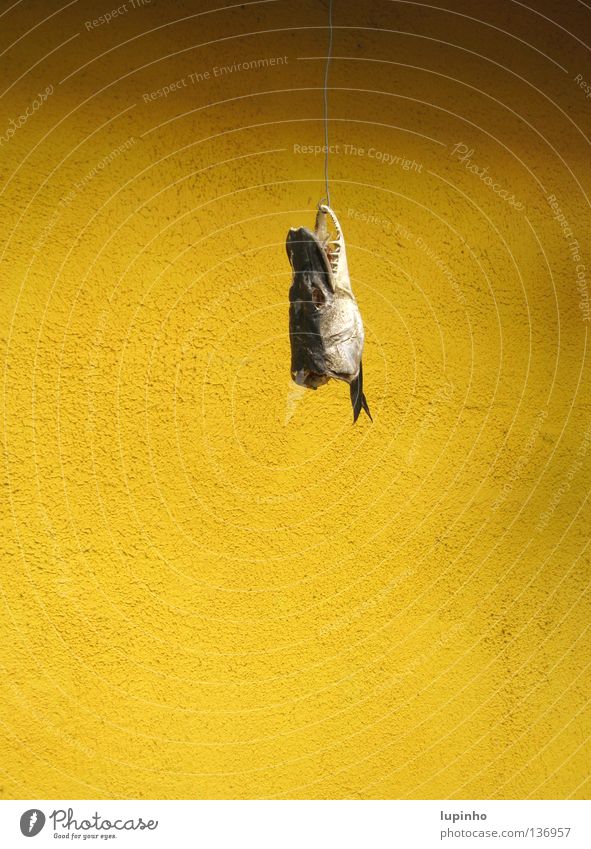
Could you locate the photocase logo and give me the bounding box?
[20,809,46,837]
[18,806,159,838]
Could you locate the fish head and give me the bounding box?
[285,209,372,422]
[285,203,371,421]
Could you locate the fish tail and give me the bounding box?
[350,361,372,423]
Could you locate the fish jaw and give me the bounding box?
[315,204,352,295]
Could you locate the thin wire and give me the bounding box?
[322,0,333,208]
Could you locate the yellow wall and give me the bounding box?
[1,0,589,799]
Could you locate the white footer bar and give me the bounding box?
[0,800,588,848]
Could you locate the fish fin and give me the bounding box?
[350,361,373,423]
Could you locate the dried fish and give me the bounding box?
[286,204,372,422]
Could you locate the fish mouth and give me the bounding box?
[314,204,345,279]
[286,226,334,288]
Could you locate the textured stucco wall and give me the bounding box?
[1,0,590,799]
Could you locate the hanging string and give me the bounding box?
[321,0,333,208]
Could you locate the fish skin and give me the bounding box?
[286,206,371,422]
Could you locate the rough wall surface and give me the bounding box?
[0,0,589,799]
